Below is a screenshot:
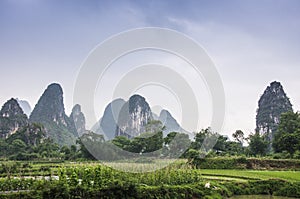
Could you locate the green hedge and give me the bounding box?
[1,179,299,199]
[0,183,225,199]
[192,157,300,170]
[225,179,300,198]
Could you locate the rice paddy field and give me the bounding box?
[0,159,299,198]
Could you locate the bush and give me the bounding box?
[192,157,300,170]
[275,182,300,197]
[42,181,70,199]
[39,166,51,172]
[293,150,300,159]
[272,151,291,159]
[192,157,248,169]
[226,179,293,196]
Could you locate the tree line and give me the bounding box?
[0,111,299,161]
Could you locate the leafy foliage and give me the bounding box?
[189,128,244,157]
[0,163,299,198]
[273,111,300,155]
[247,132,268,156]
[232,130,244,145]
[0,123,79,161]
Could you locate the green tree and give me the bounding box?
[35,138,60,158]
[115,120,165,154]
[60,145,71,160]
[112,136,131,149]
[164,132,178,145]
[232,130,244,145]
[213,135,228,152]
[273,112,300,155]
[10,139,27,153]
[185,149,200,162]
[0,139,8,157]
[128,131,163,154]
[164,132,191,158]
[76,131,104,160]
[248,132,268,156]
[191,128,212,150]
[225,141,244,155]
[145,120,165,133]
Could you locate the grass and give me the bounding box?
[1,159,299,182]
[198,169,300,182]
[0,160,300,198]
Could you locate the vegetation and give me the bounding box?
[0,119,299,198]
[1,114,300,161]
[192,157,300,170]
[0,162,299,198]
[247,132,269,157]
[273,112,300,157]
[0,82,300,198]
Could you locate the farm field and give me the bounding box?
[0,159,299,198]
[199,169,300,182]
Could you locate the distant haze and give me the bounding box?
[16,98,32,117]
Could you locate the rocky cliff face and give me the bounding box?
[93,98,126,140]
[30,83,76,145]
[159,109,182,136]
[0,98,28,139]
[70,104,86,137]
[256,81,293,147]
[96,96,189,139]
[115,95,152,138]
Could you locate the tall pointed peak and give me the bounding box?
[267,81,284,94]
[0,98,25,118]
[159,109,171,118]
[30,83,65,122]
[0,98,28,139]
[159,109,182,136]
[46,83,63,93]
[70,104,86,137]
[29,83,76,145]
[256,81,293,150]
[72,104,82,113]
[115,94,152,138]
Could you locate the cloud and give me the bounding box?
[165,16,300,136]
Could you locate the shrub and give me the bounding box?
[192,157,300,170]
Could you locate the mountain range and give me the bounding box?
[0,81,294,148]
[92,95,190,140]
[0,83,188,145]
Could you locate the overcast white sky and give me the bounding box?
[1,0,300,137]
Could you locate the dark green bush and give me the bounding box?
[192,157,247,169]
[275,182,300,198]
[192,157,300,170]
[39,166,51,172]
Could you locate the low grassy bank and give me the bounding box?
[199,169,300,182]
[0,178,299,199]
[192,157,300,170]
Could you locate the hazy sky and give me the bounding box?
[1,0,300,137]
